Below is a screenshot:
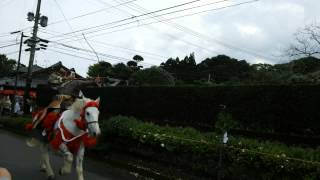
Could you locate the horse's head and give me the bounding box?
[76,91,101,137]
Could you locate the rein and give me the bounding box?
[58,100,100,143]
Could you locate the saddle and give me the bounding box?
[25,95,75,141]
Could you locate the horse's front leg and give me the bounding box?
[59,143,73,175]
[40,143,55,180]
[76,143,85,180]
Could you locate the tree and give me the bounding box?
[133,54,144,62]
[288,23,320,58]
[127,61,138,67]
[129,67,175,86]
[161,53,198,84]
[0,54,16,77]
[290,56,320,74]
[197,55,251,83]
[111,63,133,80]
[87,61,112,77]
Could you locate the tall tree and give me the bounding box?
[161,53,198,84]
[288,23,320,57]
[133,54,144,62]
[111,63,134,80]
[0,54,16,77]
[129,67,175,86]
[197,55,251,83]
[87,61,112,77]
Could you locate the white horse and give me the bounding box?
[30,91,101,180]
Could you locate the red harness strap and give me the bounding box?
[50,101,99,154]
[76,101,100,130]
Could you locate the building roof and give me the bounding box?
[19,64,43,73]
[32,61,83,78]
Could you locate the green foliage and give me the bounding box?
[198,55,251,83]
[129,67,175,86]
[87,61,134,80]
[161,53,198,84]
[0,116,32,132]
[102,116,320,179]
[215,111,238,133]
[133,54,144,62]
[0,54,16,77]
[111,63,133,80]
[87,61,113,77]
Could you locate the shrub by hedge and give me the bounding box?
[0,116,32,133]
[101,116,320,179]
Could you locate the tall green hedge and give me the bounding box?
[37,85,320,135]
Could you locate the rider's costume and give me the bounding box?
[26,73,100,145]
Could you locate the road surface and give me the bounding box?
[0,129,136,180]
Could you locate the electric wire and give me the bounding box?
[38,29,167,61]
[47,0,207,39]
[0,43,19,49]
[123,0,275,61]
[52,0,259,43]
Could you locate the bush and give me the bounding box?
[0,116,32,134]
[101,116,320,179]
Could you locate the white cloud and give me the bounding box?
[0,0,320,76]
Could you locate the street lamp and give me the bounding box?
[27,12,35,22]
[40,16,48,27]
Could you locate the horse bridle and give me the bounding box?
[81,101,100,127]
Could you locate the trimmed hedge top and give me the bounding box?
[37,85,320,135]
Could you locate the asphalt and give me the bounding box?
[0,129,137,180]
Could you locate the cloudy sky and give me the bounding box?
[0,0,319,76]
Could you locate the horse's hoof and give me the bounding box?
[47,175,55,180]
[40,168,46,173]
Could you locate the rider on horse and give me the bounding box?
[27,68,102,136]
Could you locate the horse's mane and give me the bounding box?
[70,97,92,112]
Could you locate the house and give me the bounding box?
[0,61,82,88]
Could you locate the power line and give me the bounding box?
[82,33,100,62]
[87,0,270,61]
[48,0,138,26]
[0,43,19,49]
[53,0,260,59]
[0,0,139,37]
[42,0,260,62]
[38,29,168,61]
[47,48,99,62]
[0,39,17,44]
[52,0,92,57]
[0,50,19,56]
[53,0,259,43]
[48,0,205,40]
[50,41,156,66]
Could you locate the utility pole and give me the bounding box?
[23,0,43,113]
[10,31,26,113]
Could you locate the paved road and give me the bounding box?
[0,129,136,180]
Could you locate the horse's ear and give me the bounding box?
[95,97,100,106]
[79,91,84,98]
